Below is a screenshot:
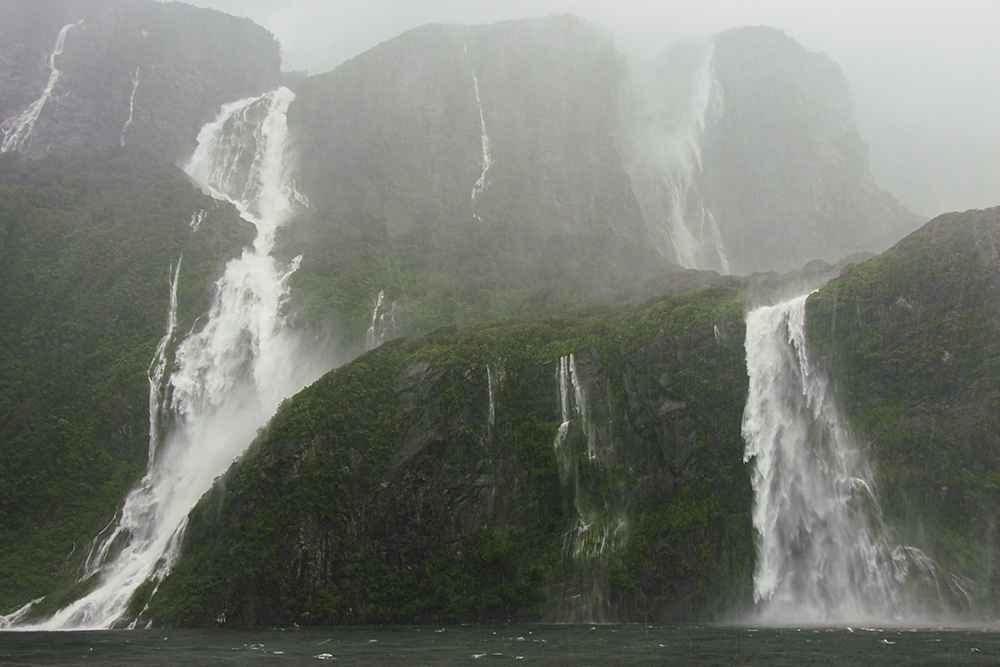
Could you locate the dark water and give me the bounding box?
[2,624,1000,666]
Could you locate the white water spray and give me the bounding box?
[1,22,80,154]
[27,87,327,630]
[742,294,941,624]
[119,66,140,148]
[622,40,729,273]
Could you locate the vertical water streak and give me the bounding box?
[0,598,44,630]
[743,295,902,624]
[1,22,80,153]
[119,66,140,148]
[465,43,492,205]
[365,289,385,351]
[486,365,497,433]
[551,354,627,622]
[188,209,206,232]
[147,257,182,465]
[30,87,325,630]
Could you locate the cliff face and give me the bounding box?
[807,206,1000,609]
[702,27,922,274]
[619,27,922,275]
[0,0,280,161]
[146,286,753,626]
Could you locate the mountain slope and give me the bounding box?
[0,0,280,161]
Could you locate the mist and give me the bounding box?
[179,0,999,218]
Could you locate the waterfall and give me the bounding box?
[119,66,141,148]
[551,354,627,622]
[26,86,328,630]
[621,40,729,273]
[364,289,397,351]
[188,209,206,232]
[470,69,492,203]
[1,21,80,154]
[464,43,492,208]
[742,294,943,624]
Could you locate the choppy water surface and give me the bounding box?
[2,625,1000,666]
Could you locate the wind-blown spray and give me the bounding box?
[621,40,729,273]
[29,87,328,630]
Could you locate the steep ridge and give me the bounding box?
[140,208,1000,626]
[0,0,280,161]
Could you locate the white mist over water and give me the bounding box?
[1,21,80,154]
[26,86,329,630]
[742,295,942,625]
[620,40,730,273]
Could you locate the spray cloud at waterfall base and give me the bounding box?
[741,295,965,625]
[20,87,333,630]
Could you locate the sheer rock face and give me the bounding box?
[0,0,280,161]
[290,16,648,247]
[700,26,922,274]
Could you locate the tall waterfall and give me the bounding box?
[620,40,729,273]
[29,87,328,630]
[742,295,941,624]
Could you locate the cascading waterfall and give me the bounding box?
[25,86,328,630]
[552,355,627,622]
[364,289,397,351]
[1,21,80,153]
[622,40,729,273]
[742,294,943,624]
[119,66,140,148]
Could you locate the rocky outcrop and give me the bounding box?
[0,0,280,161]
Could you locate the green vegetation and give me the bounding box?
[0,149,251,614]
[807,207,1000,609]
[147,282,754,626]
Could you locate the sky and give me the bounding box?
[179,0,1000,217]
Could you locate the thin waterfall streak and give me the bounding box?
[120,66,140,148]
[1,21,81,153]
